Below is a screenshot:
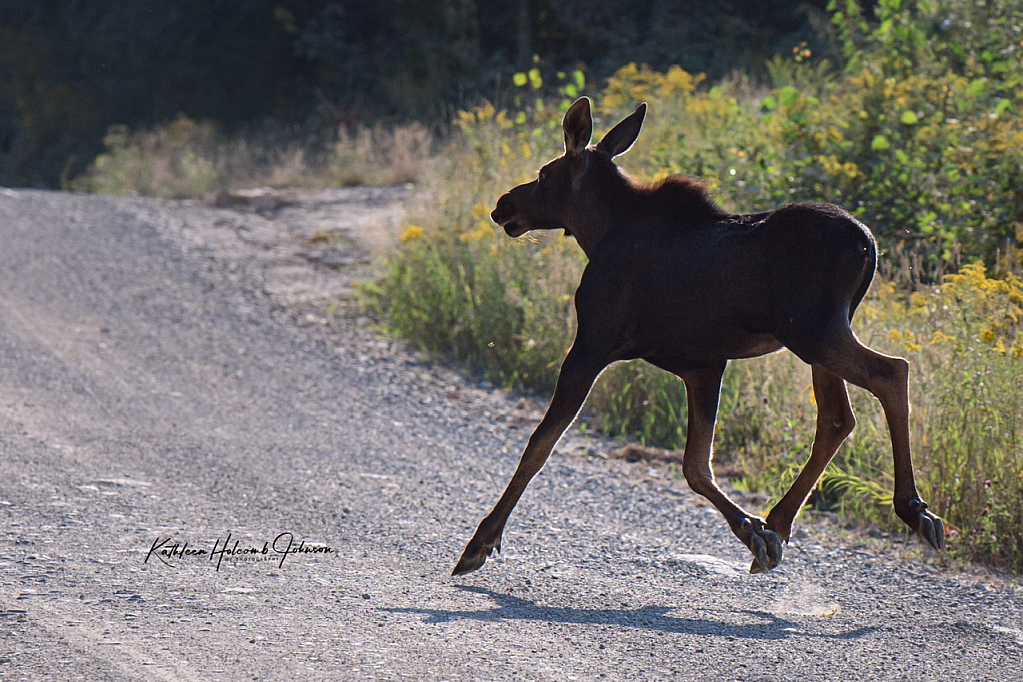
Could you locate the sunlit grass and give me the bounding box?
[70,115,437,198]
[367,66,1023,570]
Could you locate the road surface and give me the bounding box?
[1,187,1021,680]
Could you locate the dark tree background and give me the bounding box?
[0,0,831,188]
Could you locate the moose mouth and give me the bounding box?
[497,218,572,239]
[491,205,528,237]
[502,221,529,238]
[492,206,567,238]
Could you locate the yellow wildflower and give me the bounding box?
[399,225,424,242]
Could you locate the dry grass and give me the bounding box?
[70,116,438,198]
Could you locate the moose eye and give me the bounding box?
[538,172,546,182]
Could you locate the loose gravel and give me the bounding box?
[1,187,1021,681]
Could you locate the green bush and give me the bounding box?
[71,116,221,198]
[368,102,579,392]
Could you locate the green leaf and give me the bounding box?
[779,86,799,108]
[512,72,528,87]
[996,99,1011,116]
[761,95,777,110]
[966,78,987,98]
[528,68,543,89]
[871,134,891,151]
[572,70,585,90]
[900,110,918,124]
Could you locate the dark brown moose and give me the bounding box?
[453,97,945,576]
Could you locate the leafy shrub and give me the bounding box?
[903,265,1023,566]
[71,116,221,198]
[366,101,579,392]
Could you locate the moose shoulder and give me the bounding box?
[454,96,944,577]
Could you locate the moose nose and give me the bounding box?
[491,194,512,223]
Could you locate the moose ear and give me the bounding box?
[597,102,646,158]
[563,97,592,156]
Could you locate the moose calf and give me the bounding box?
[454,97,944,576]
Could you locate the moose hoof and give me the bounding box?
[914,503,945,551]
[919,512,945,551]
[747,529,784,574]
[735,517,784,574]
[452,537,500,577]
[898,498,946,551]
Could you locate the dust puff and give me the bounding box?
[769,581,841,617]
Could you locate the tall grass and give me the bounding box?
[70,115,436,198]
[367,12,1023,568]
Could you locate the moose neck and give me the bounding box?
[566,164,726,259]
[565,161,637,259]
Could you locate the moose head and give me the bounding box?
[490,97,646,247]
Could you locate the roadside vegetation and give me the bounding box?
[70,116,435,198]
[365,0,1023,571]
[67,0,1023,572]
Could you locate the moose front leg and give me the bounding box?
[680,365,785,573]
[452,347,606,576]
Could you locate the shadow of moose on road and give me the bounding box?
[381,585,879,641]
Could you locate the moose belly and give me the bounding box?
[635,317,784,367]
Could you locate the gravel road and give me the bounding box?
[1,187,1022,681]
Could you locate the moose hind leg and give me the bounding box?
[680,365,784,573]
[814,328,945,551]
[752,365,855,573]
[452,347,605,576]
